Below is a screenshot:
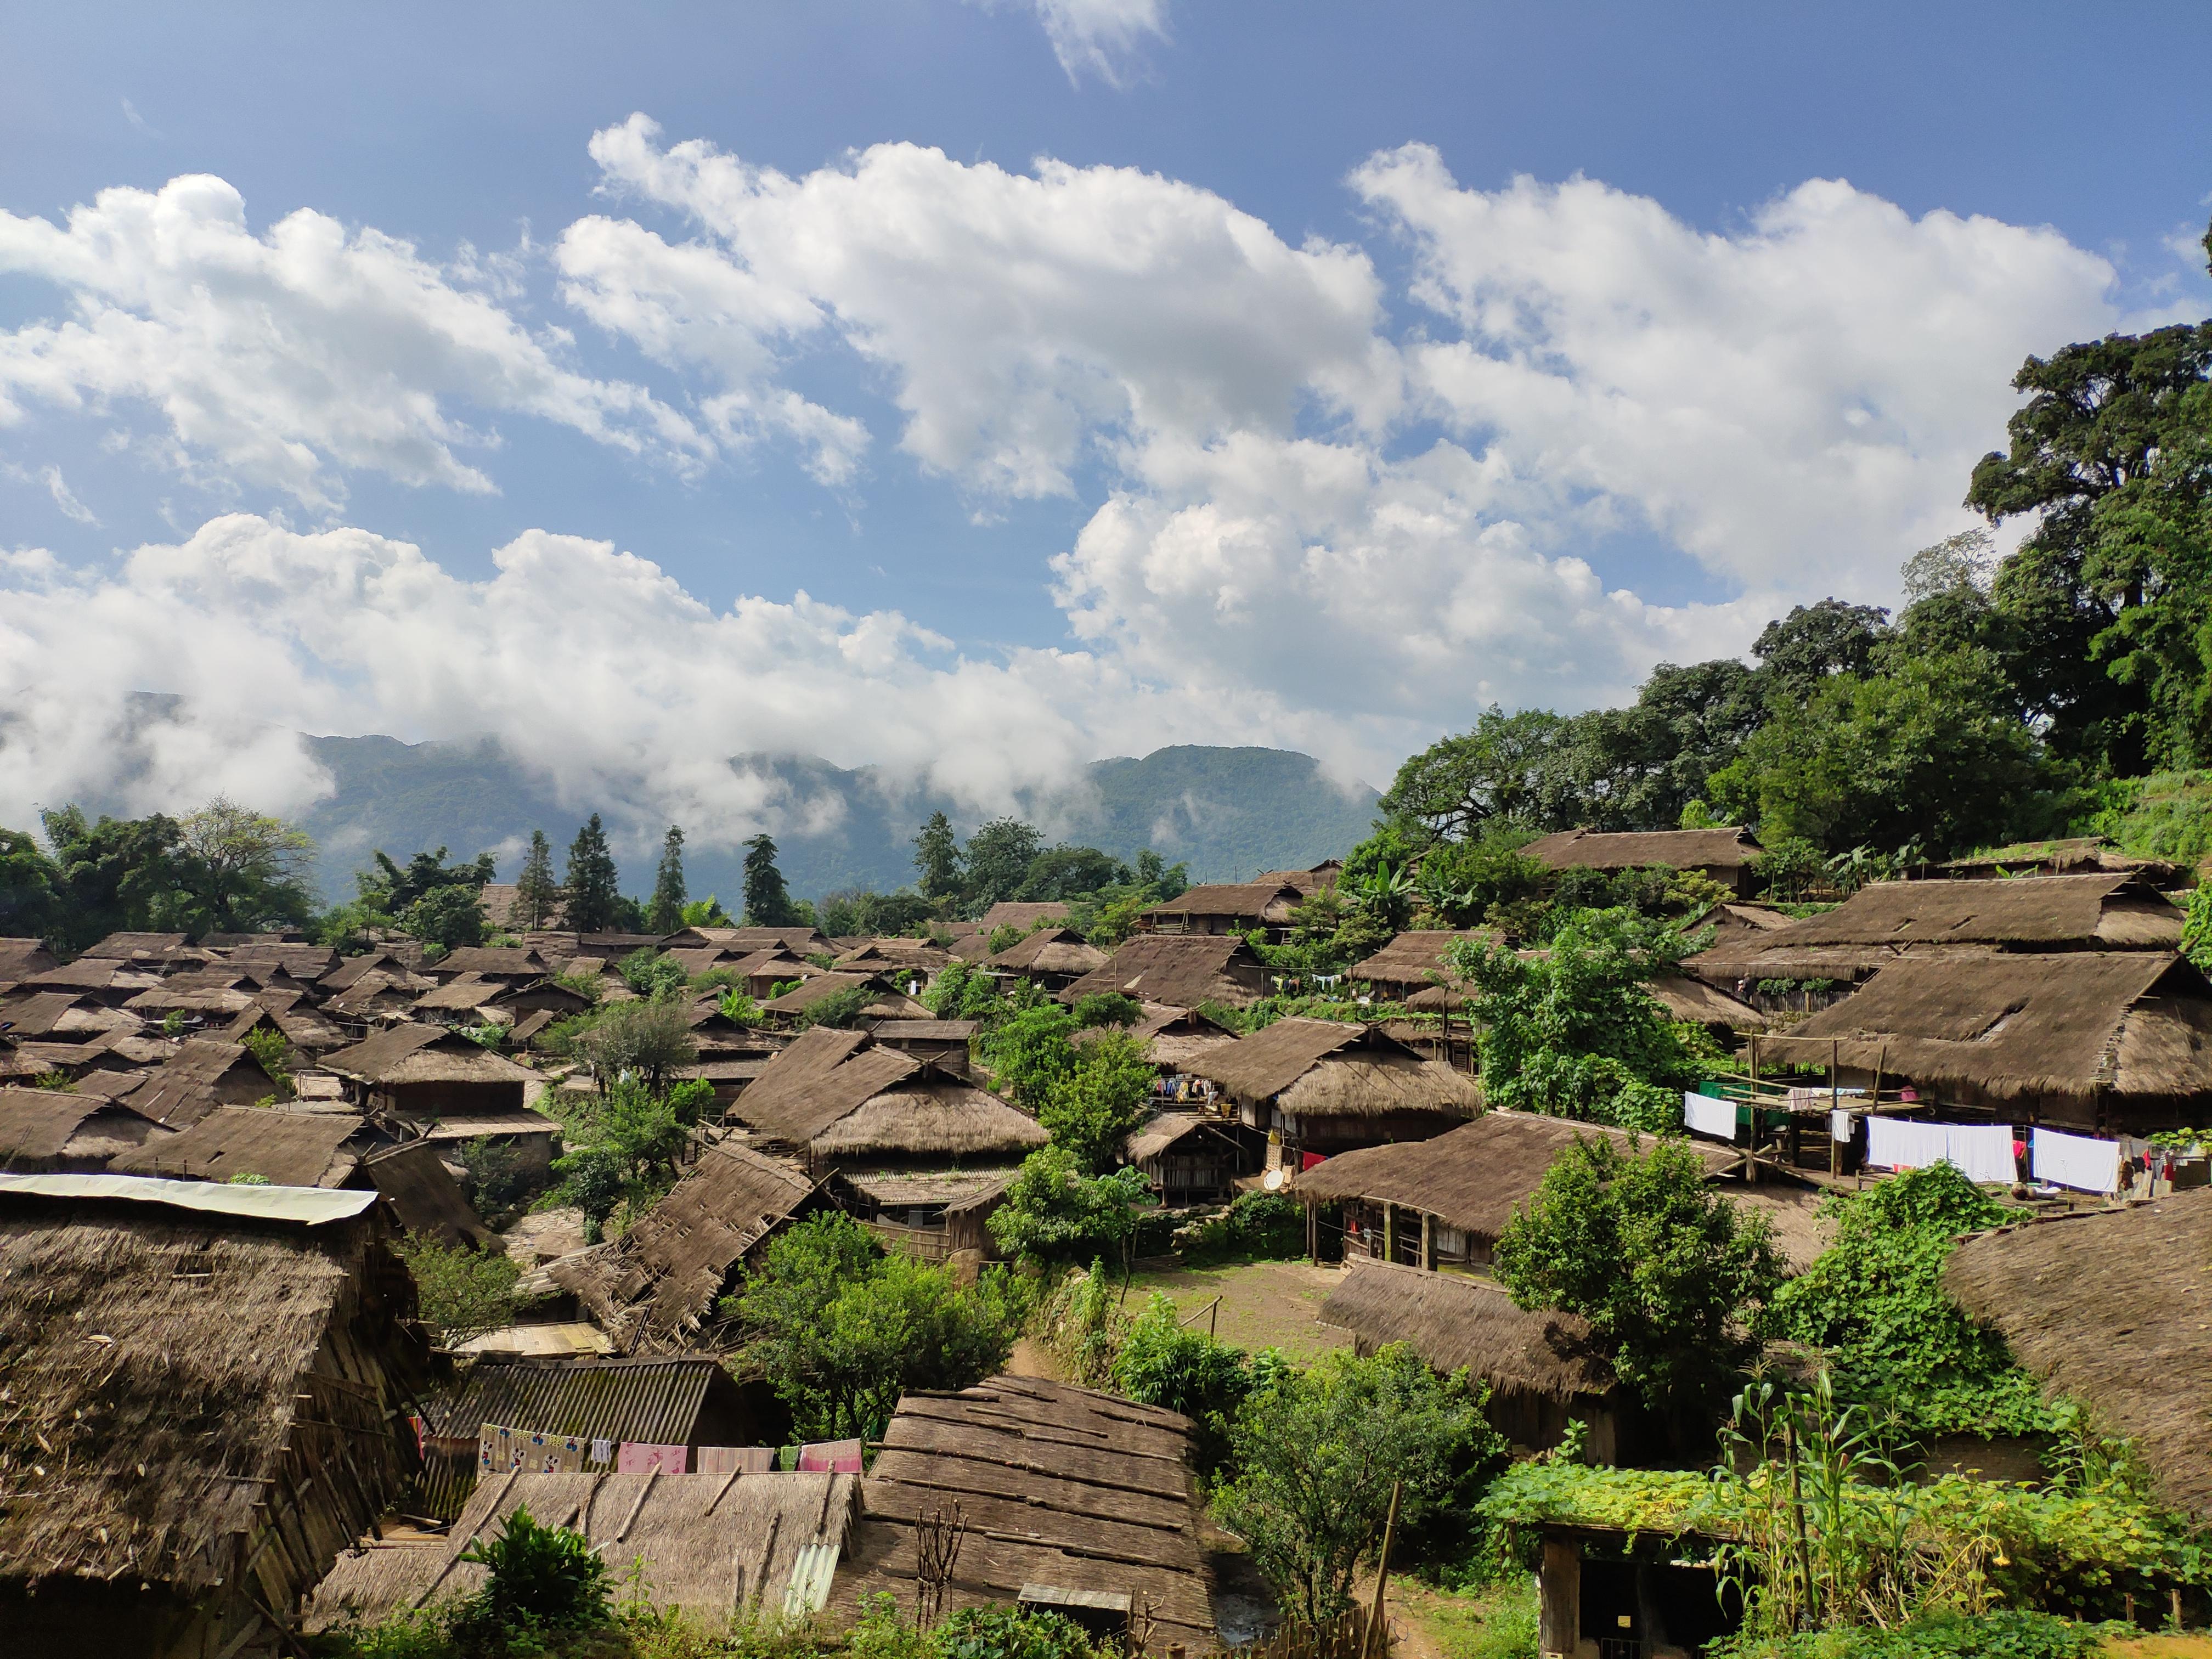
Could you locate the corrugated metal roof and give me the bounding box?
[0,1171,376,1224]
[432,1356,722,1446]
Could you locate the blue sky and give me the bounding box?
[2,1,2208,849]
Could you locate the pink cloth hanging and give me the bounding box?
[617,1441,689,1474]
[798,1438,864,1473]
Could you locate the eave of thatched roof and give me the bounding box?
[109,1104,365,1187]
[1648,972,1765,1032]
[1294,1111,1737,1242]
[987,927,1109,977]
[1057,934,1269,1010]
[1522,826,1762,872]
[1319,1260,1613,1402]
[827,1375,1215,1650]
[1350,930,1495,987]
[1763,950,2212,1104]
[1188,1019,1477,1123]
[307,1470,860,1631]
[1945,1192,2212,1520]
[808,1078,1049,1162]
[1720,874,2182,956]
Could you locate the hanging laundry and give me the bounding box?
[617,1441,689,1474]
[1681,1092,1736,1142]
[589,1438,614,1466]
[696,1445,777,1474]
[1864,1119,2014,1184]
[2031,1126,2120,1194]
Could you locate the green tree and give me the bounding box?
[1447,909,1716,1128]
[913,810,963,900]
[987,1146,1152,1270]
[394,1232,522,1343]
[400,883,486,951]
[1017,845,1131,901]
[171,797,316,934]
[37,805,186,950]
[514,828,561,929]
[799,983,874,1029]
[1493,1134,1783,1423]
[563,814,623,933]
[1214,1344,1502,1624]
[1768,1164,2043,1436]
[577,1000,697,1095]
[981,1002,1079,1110]
[741,833,799,927]
[0,827,60,939]
[647,823,687,934]
[1750,598,1891,702]
[452,1506,612,1640]
[357,845,495,915]
[961,816,1045,908]
[1039,1030,1156,1173]
[615,946,688,1002]
[733,1214,1022,1440]
[1378,705,1566,840]
[1110,1292,1263,1476]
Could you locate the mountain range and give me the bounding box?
[294,736,1382,905]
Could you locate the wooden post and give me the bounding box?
[1420,1211,1435,1272]
[1306,1199,1318,1265]
[1383,1203,1395,1264]
[1539,1536,1579,1659]
[1829,1039,1843,1177]
[1363,1480,1403,1659]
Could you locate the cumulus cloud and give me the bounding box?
[0,174,710,507]
[1353,147,2126,595]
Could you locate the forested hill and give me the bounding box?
[294,736,1378,905]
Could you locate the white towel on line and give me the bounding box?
[1864,1119,2014,1184]
[1681,1092,1736,1141]
[2031,1126,2120,1194]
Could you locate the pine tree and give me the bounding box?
[564,815,622,934]
[514,829,560,929]
[647,824,688,934]
[741,834,798,927]
[912,811,962,900]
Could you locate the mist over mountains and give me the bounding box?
[292,736,1381,906]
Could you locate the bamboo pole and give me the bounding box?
[1363,1480,1403,1659]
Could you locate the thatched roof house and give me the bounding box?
[120,1036,273,1128]
[0,936,60,979]
[1320,1260,1616,1454]
[1084,1003,1241,1073]
[733,1027,1046,1175]
[761,972,932,1024]
[1522,827,1764,894]
[1763,950,2212,1131]
[1123,1110,1240,1204]
[1350,929,1494,992]
[1137,880,1304,939]
[0,1173,435,1656]
[836,1168,1017,1261]
[1295,1111,1737,1267]
[1255,860,1343,895]
[1938,836,2185,887]
[81,930,197,962]
[975,901,1070,934]
[1058,934,1270,1009]
[699,924,834,956]
[0,1086,170,1172]
[1681,901,1795,956]
[309,1469,861,1630]
[828,1375,1217,1650]
[324,1022,535,1114]
[986,926,1109,987]
[1945,1191,2211,1520]
[1686,874,2183,989]
[415,1354,760,1520]
[1187,1017,1479,1157]
[834,938,952,978]
[552,1142,828,1350]
[1,989,138,1040]
[431,946,552,980]
[107,1107,489,1246]
[1647,972,1766,1036]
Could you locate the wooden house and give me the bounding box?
[1136,879,1305,942]
[833,1168,1015,1263]
[0,1173,435,1657]
[1123,1110,1239,1205]
[552,1142,830,1350]
[1348,929,1494,998]
[1520,826,1764,896]
[1187,1017,1478,1166]
[986,926,1109,990]
[322,1024,556,1170]
[1945,1190,2211,1522]
[308,1470,861,1630]
[1764,950,2212,1133]
[1057,933,1270,1010]
[827,1375,1217,1651]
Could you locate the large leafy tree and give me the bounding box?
[563,815,623,933]
[1214,1344,1503,1624]
[988,1146,1152,1269]
[1378,705,1566,840]
[1494,1135,1783,1426]
[912,811,962,900]
[358,845,494,913]
[647,824,687,934]
[0,828,61,939]
[1017,845,1130,902]
[1748,598,1891,703]
[1037,1030,1156,1173]
[733,1214,1022,1440]
[37,805,185,950]
[740,833,799,927]
[961,816,1045,909]
[172,798,316,933]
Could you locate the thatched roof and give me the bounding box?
[1691,877,2182,986]
[1648,973,1765,1032]
[121,1036,263,1127]
[1188,1018,1481,1120]
[1940,837,2184,885]
[110,1104,363,1186]
[0,1087,166,1171]
[828,1375,1215,1650]
[871,1019,980,1046]
[1124,1110,1237,1165]
[0,1174,427,1598]
[325,1023,536,1087]
[834,939,951,974]
[1523,826,1762,873]
[1058,933,1269,1009]
[735,1028,919,1143]
[552,1143,823,1346]
[415,973,510,1013]
[1294,1112,1735,1242]
[0,938,59,979]
[1764,950,2212,1111]
[841,1170,1014,1210]
[82,930,195,961]
[1945,1192,2212,1520]
[702,925,833,955]
[808,1077,1049,1163]
[308,1470,861,1629]
[358,1140,492,1248]
[975,902,1070,933]
[434,946,551,978]
[761,972,874,1014]
[320,951,408,991]
[988,927,1109,978]
[1255,860,1344,895]
[1139,881,1303,925]
[1319,1260,1612,1402]
[1351,930,1494,989]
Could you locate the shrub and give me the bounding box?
[1110,1293,1263,1476]
[449,1505,611,1646]
[1071,992,1141,1029]
[396,1233,521,1344]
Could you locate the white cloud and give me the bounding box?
[0,174,711,507]
[1352,148,2129,597]
[974,0,1170,86]
[38,464,98,524]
